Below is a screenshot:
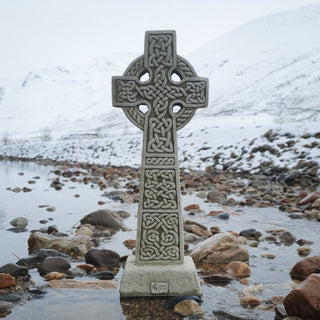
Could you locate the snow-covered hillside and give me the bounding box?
[0,5,319,175]
[190,4,320,122]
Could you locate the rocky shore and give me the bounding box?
[0,159,320,319]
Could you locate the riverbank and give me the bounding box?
[0,160,320,319]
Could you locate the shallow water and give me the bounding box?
[0,160,319,319]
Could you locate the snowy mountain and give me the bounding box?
[190,4,320,122]
[0,5,319,174]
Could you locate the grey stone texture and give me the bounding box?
[112,30,208,297]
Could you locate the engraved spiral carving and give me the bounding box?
[144,169,177,209]
[140,212,180,261]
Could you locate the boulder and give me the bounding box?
[76,227,93,236]
[290,256,320,281]
[284,273,320,319]
[38,257,71,275]
[10,217,28,228]
[225,261,251,278]
[0,301,13,312]
[0,264,28,277]
[17,248,70,266]
[80,209,122,230]
[189,232,249,264]
[174,300,204,317]
[85,248,120,268]
[28,232,92,257]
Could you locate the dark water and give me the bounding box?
[0,161,319,319]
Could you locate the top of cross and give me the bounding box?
[112,31,208,131]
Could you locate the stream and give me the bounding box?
[0,160,319,319]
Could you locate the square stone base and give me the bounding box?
[120,256,201,297]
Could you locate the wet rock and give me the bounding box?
[38,257,71,275]
[284,170,301,184]
[123,239,136,249]
[216,212,230,220]
[10,217,28,228]
[0,274,16,289]
[80,209,122,230]
[85,248,120,268]
[28,232,92,257]
[225,261,251,278]
[221,198,238,207]
[44,272,65,280]
[17,248,70,266]
[49,279,117,289]
[189,232,249,264]
[207,190,227,203]
[0,264,28,277]
[116,210,130,219]
[184,204,200,211]
[284,273,320,319]
[239,291,264,307]
[279,231,296,245]
[208,210,224,216]
[184,224,212,238]
[88,271,115,280]
[46,207,56,212]
[184,232,201,244]
[261,253,276,259]
[66,267,87,277]
[47,225,58,234]
[165,296,202,309]
[290,256,320,281]
[297,246,311,256]
[0,301,13,312]
[202,273,234,284]
[12,187,22,193]
[239,229,262,241]
[298,192,320,205]
[173,300,204,317]
[312,198,320,208]
[76,227,93,236]
[120,193,135,204]
[0,294,21,302]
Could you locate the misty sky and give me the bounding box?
[1,0,320,77]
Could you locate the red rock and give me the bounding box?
[208,210,224,216]
[123,239,136,249]
[225,261,251,278]
[298,192,320,205]
[290,256,320,281]
[284,273,320,319]
[184,204,200,211]
[76,264,95,271]
[0,273,16,289]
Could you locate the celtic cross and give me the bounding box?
[112,31,208,264]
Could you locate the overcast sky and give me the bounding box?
[1,0,320,77]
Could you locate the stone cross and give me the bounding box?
[112,30,208,297]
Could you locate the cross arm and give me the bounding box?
[172,77,209,109]
[112,76,147,108]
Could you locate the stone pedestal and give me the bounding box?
[120,256,201,297]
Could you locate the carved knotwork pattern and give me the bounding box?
[120,55,201,131]
[148,34,174,67]
[146,157,175,165]
[144,169,177,209]
[140,212,180,261]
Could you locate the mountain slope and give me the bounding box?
[190,4,320,122]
